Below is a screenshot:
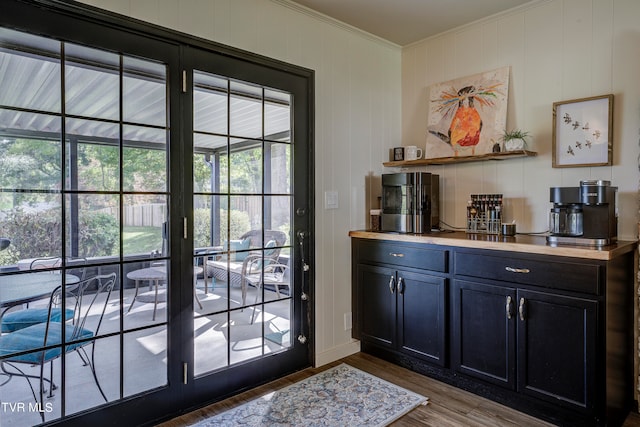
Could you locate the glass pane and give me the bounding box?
[194,71,228,135]
[194,194,226,248]
[0,29,61,112]
[0,126,62,191]
[124,326,167,397]
[194,133,227,154]
[66,117,119,143]
[197,265,233,314]
[230,81,262,138]
[0,193,62,265]
[250,255,291,306]
[218,150,229,194]
[193,137,226,193]
[124,124,166,146]
[66,335,120,416]
[0,349,61,424]
[264,89,291,142]
[267,143,290,194]
[65,118,120,192]
[193,252,217,312]
[123,194,167,258]
[68,194,120,259]
[229,196,261,237]
[194,313,228,376]
[265,196,291,244]
[123,144,166,193]
[73,141,120,192]
[124,257,168,328]
[263,300,292,351]
[65,44,119,120]
[229,308,263,365]
[123,56,166,127]
[229,141,262,194]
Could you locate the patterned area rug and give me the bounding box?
[189,364,428,427]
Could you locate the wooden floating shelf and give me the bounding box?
[383,150,537,167]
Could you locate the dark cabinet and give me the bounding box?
[354,241,447,366]
[351,234,635,426]
[517,289,596,411]
[452,280,597,412]
[398,270,446,364]
[451,280,516,388]
[357,264,396,348]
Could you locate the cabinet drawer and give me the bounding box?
[454,251,601,294]
[359,240,447,273]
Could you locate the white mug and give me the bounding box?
[404,145,423,160]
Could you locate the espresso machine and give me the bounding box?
[380,172,439,233]
[547,180,618,246]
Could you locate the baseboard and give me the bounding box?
[314,339,361,367]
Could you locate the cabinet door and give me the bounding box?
[452,280,516,389]
[357,264,397,348]
[517,289,596,412]
[397,270,446,366]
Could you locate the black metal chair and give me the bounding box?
[1,257,87,334]
[0,272,117,423]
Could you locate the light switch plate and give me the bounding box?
[325,191,339,209]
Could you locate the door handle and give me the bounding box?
[397,277,404,294]
[389,252,404,257]
[506,295,513,319]
[519,297,526,321]
[388,275,395,294]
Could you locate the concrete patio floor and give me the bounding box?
[0,278,292,426]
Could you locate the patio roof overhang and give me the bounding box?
[0,27,291,152]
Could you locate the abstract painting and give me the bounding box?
[426,66,509,159]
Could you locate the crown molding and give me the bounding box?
[270,0,401,50]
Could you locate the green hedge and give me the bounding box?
[0,208,118,264]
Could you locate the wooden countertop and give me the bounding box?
[348,230,637,261]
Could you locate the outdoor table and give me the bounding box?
[0,272,80,322]
[126,265,203,320]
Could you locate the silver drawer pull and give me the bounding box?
[505,266,530,274]
[389,252,404,257]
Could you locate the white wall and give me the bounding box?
[77,0,402,365]
[78,0,640,373]
[402,0,639,240]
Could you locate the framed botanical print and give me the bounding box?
[552,94,613,167]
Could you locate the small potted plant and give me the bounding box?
[502,129,530,151]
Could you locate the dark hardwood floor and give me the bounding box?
[157,352,640,426]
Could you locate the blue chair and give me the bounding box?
[0,272,117,423]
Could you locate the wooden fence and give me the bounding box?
[98,203,166,228]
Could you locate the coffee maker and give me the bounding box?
[547,180,617,246]
[380,172,439,233]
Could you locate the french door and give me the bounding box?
[0,2,313,426]
[182,47,313,404]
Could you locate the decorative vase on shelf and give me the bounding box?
[502,129,529,152]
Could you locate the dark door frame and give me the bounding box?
[1,1,315,425]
